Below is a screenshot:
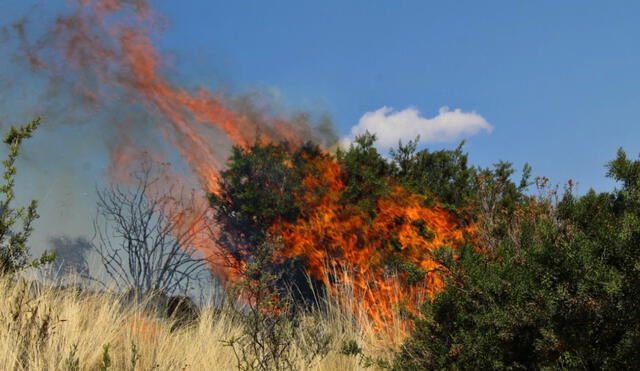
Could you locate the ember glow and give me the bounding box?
[14,0,474,335]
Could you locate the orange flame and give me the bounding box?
[270,155,474,337]
[18,0,475,337]
[20,0,322,281]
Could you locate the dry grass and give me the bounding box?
[0,274,400,370]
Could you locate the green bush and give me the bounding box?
[394,150,640,370]
[0,118,54,274]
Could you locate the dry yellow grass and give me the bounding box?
[0,274,400,370]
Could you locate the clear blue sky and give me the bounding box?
[2,0,640,194]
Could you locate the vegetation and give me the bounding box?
[0,274,395,370]
[209,135,478,308]
[209,142,312,301]
[93,157,209,297]
[395,152,640,369]
[3,117,640,370]
[211,133,640,370]
[0,118,54,274]
[221,239,332,371]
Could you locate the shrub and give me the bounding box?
[0,118,54,274]
[221,239,331,371]
[394,151,640,369]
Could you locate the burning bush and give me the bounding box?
[210,134,475,337]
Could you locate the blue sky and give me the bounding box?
[151,0,639,192]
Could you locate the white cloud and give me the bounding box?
[342,106,493,149]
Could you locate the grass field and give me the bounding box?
[0,273,400,370]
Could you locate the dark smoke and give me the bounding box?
[48,236,92,277]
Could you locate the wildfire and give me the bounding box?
[17,0,322,280]
[14,0,475,338]
[271,154,473,336]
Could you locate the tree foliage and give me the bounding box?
[211,134,640,369]
[390,137,475,210]
[210,141,328,303]
[337,132,393,216]
[209,142,303,262]
[210,135,525,300]
[0,118,54,274]
[395,150,640,370]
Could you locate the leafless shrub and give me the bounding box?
[93,158,212,297]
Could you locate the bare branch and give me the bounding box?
[92,158,210,297]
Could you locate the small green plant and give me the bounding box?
[222,241,297,371]
[222,239,330,371]
[64,343,80,371]
[340,339,362,356]
[0,117,55,274]
[339,339,390,369]
[99,344,112,371]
